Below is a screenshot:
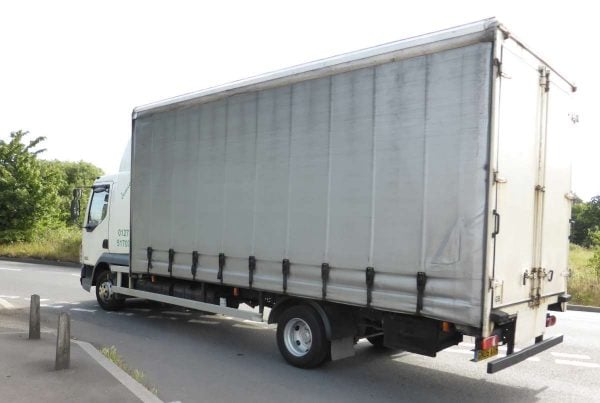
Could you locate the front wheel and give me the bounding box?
[95,270,124,311]
[276,305,330,368]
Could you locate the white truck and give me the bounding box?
[79,18,576,373]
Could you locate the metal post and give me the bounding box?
[55,312,70,370]
[29,294,40,340]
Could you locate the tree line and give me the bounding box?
[0,131,103,242]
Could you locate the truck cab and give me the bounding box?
[80,141,131,296]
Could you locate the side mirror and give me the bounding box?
[83,223,97,232]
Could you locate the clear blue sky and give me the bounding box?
[1,0,597,200]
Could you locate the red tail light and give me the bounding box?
[546,314,557,327]
[480,335,499,350]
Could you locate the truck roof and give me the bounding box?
[133,17,575,118]
[133,18,497,118]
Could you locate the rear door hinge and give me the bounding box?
[539,68,550,92]
[494,58,511,79]
[494,171,507,184]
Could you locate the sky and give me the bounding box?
[1,0,598,200]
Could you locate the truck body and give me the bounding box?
[80,18,575,372]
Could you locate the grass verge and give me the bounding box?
[0,227,80,263]
[100,345,159,396]
[568,244,600,306]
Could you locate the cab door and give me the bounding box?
[81,184,111,266]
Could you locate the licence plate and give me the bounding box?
[476,345,499,361]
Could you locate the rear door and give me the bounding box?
[490,43,542,310]
[490,40,573,343]
[539,78,574,297]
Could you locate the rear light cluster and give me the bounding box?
[480,335,499,350]
[546,314,557,327]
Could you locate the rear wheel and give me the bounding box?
[95,270,124,311]
[276,305,330,368]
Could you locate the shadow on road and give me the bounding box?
[2,298,546,403]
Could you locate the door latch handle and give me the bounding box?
[492,210,501,238]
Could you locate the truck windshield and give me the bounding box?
[88,186,109,228]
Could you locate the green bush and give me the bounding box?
[0,227,81,262]
[568,244,600,306]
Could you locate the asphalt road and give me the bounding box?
[1,259,599,403]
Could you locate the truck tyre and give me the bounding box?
[95,270,124,311]
[276,305,330,368]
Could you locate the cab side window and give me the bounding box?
[87,186,109,229]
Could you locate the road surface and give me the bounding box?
[1,259,599,402]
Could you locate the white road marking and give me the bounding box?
[555,359,600,368]
[0,295,20,299]
[70,307,96,313]
[47,305,64,308]
[446,349,473,355]
[162,310,192,316]
[0,298,15,309]
[445,348,540,362]
[551,352,591,360]
[71,273,80,277]
[232,323,269,330]
[189,319,219,325]
[0,268,22,271]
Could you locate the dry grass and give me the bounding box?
[100,346,159,395]
[568,244,600,306]
[0,227,80,263]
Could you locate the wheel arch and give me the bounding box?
[90,252,129,286]
[91,261,110,286]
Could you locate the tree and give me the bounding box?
[40,160,103,225]
[571,196,600,247]
[0,131,61,242]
